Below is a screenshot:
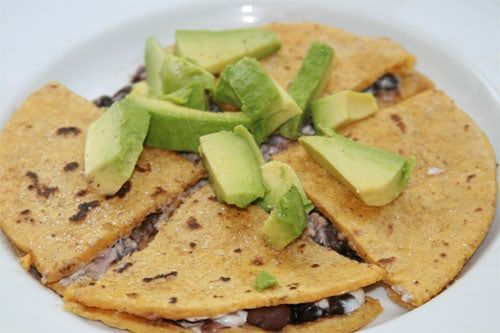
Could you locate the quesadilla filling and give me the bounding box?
[171,289,365,332]
[59,180,208,287]
[362,73,400,103]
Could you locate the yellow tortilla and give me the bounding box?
[0,82,204,283]
[65,186,383,320]
[65,297,382,333]
[274,90,497,307]
[262,22,433,107]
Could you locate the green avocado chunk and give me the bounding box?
[251,81,302,144]
[261,185,307,250]
[258,161,313,213]
[299,134,416,206]
[120,95,252,152]
[234,125,265,166]
[84,102,150,195]
[175,28,281,74]
[159,85,208,111]
[280,42,335,139]
[161,53,215,94]
[130,81,149,97]
[145,36,167,96]
[254,271,278,291]
[214,57,285,121]
[312,91,379,134]
[199,128,266,208]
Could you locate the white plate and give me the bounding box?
[0,0,499,332]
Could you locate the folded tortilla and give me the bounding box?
[262,22,433,107]
[274,89,497,307]
[65,297,382,333]
[0,82,204,283]
[65,185,383,327]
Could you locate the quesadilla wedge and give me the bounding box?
[0,82,204,284]
[274,89,496,307]
[262,22,433,108]
[64,186,384,331]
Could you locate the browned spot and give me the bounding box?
[251,256,264,266]
[169,297,178,304]
[75,189,88,197]
[126,293,138,298]
[63,161,79,172]
[135,163,151,173]
[49,83,59,89]
[388,224,394,234]
[414,280,420,285]
[434,259,439,263]
[189,242,196,248]
[311,264,320,268]
[58,263,76,274]
[220,276,231,282]
[464,124,469,131]
[56,127,81,136]
[390,113,406,133]
[69,200,100,222]
[193,199,199,204]
[353,230,362,237]
[298,243,306,249]
[208,195,217,201]
[20,209,30,215]
[151,186,166,197]
[289,286,298,290]
[443,241,450,247]
[114,262,133,273]
[377,257,396,265]
[186,217,201,229]
[233,248,242,253]
[26,171,59,199]
[475,207,483,213]
[466,174,476,183]
[143,271,177,283]
[245,289,252,293]
[105,181,132,200]
[440,253,447,258]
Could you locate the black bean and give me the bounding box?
[93,95,113,108]
[327,296,346,316]
[112,85,132,102]
[362,74,399,95]
[130,65,146,83]
[289,302,324,324]
[247,305,291,331]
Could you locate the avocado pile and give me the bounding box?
[84,28,415,254]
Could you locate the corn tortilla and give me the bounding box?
[0,82,204,283]
[274,89,497,307]
[65,186,383,320]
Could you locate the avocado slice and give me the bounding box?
[145,36,167,96]
[299,134,416,206]
[312,91,379,134]
[258,161,313,213]
[120,95,252,152]
[84,102,150,195]
[161,53,215,94]
[251,81,302,144]
[214,57,285,121]
[234,125,265,166]
[199,128,266,208]
[130,81,149,97]
[280,42,335,139]
[261,185,307,250]
[175,28,281,74]
[159,84,208,111]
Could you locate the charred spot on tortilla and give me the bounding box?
[63,161,79,172]
[220,276,231,282]
[189,242,196,248]
[74,189,88,197]
[56,126,81,136]
[20,209,30,215]
[377,257,396,266]
[134,162,151,173]
[186,216,201,229]
[311,263,320,268]
[466,174,476,182]
[104,181,132,200]
[126,293,139,299]
[251,256,264,266]
[69,200,100,222]
[114,262,133,273]
[390,113,406,133]
[151,186,166,197]
[233,248,242,253]
[169,297,178,304]
[142,271,178,283]
[25,171,59,199]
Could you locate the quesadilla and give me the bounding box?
[0,82,204,284]
[262,22,433,108]
[64,186,384,332]
[275,89,497,307]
